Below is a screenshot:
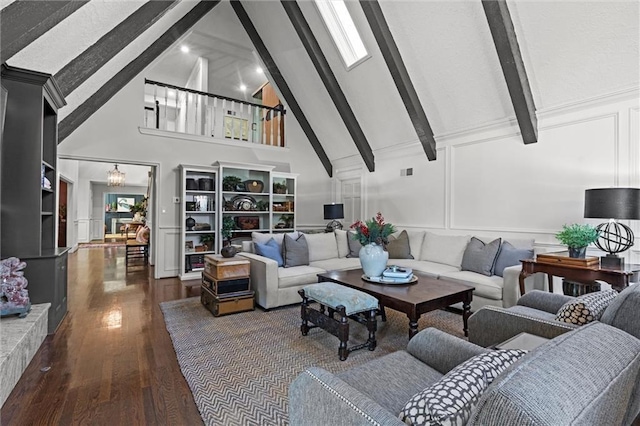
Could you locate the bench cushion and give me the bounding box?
[302,282,378,315]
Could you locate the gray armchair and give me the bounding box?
[289,323,640,425]
[468,283,640,348]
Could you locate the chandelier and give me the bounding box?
[107,164,125,187]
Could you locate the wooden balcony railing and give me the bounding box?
[143,79,285,147]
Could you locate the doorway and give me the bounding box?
[58,180,68,247]
[340,177,362,226]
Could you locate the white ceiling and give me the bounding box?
[146,1,268,102]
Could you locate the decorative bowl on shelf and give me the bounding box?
[231,195,256,211]
[244,180,264,193]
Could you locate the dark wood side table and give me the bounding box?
[519,259,640,296]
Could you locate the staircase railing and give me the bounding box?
[143,79,285,147]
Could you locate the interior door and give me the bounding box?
[341,178,361,227]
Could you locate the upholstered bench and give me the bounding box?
[298,282,379,361]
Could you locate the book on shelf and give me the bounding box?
[383,266,413,278]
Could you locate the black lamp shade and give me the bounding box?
[584,188,640,220]
[324,204,344,220]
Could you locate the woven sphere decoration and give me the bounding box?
[594,221,634,254]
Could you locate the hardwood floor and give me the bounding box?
[1,247,203,425]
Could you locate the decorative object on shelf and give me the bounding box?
[117,197,135,212]
[231,195,256,211]
[223,175,243,191]
[235,216,260,230]
[186,201,197,211]
[130,197,147,222]
[185,241,194,253]
[0,257,31,318]
[198,178,214,191]
[200,234,215,251]
[279,214,294,229]
[107,164,125,187]
[186,178,198,190]
[273,181,288,194]
[351,213,395,277]
[185,216,196,231]
[195,195,213,211]
[255,200,269,211]
[222,217,236,242]
[244,180,264,193]
[584,188,640,268]
[193,223,211,231]
[220,217,238,257]
[324,203,344,232]
[555,223,599,259]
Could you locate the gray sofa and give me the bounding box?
[240,230,545,311]
[468,283,640,348]
[289,322,640,425]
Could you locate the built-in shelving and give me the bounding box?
[0,64,69,334]
[180,165,218,281]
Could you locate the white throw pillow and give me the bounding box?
[305,232,340,262]
[420,232,470,268]
[334,229,350,258]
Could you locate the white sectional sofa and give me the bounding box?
[240,230,545,311]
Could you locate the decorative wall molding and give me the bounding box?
[77,219,90,242]
[537,86,640,119]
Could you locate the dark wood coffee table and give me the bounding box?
[317,269,474,339]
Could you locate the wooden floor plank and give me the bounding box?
[0,247,203,425]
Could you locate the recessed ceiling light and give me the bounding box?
[240,84,247,92]
[256,66,264,74]
[180,45,189,53]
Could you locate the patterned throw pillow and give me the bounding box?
[555,289,618,325]
[400,349,526,426]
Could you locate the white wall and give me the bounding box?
[336,91,640,265]
[59,72,333,278]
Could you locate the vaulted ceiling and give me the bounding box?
[2,0,638,175]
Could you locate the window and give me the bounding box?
[314,0,368,69]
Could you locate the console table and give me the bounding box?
[519,259,640,296]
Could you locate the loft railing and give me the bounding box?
[143,79,286,147]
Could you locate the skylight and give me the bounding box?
[314,0,368,69]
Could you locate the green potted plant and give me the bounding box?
[130,198,147,222]
[220,217,238,257]
[199,234,215,252]
[223,176,243,192]
[555,223,599,258]
[273,181,288,194]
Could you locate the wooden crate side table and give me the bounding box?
[201,255,253,316]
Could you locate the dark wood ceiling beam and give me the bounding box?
[59,0,220,143]
[482,0,537,144]
[230,1,333,177]
[1,0,89,63]
[280,0,375,172]
[359,0,436,161]
[55,1,179,97]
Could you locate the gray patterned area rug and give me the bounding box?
[160,297,465,426]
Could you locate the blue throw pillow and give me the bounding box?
[493,241,534,277]
[254,238,284,267]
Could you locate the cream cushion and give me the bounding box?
[278,265,326,289]
[420,232,470,268]
[305,232,340,262]
[334,230,350,258]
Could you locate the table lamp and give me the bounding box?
[324,203,344,232]
[584,188,640,268]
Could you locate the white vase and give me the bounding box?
[359,243,389,278]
